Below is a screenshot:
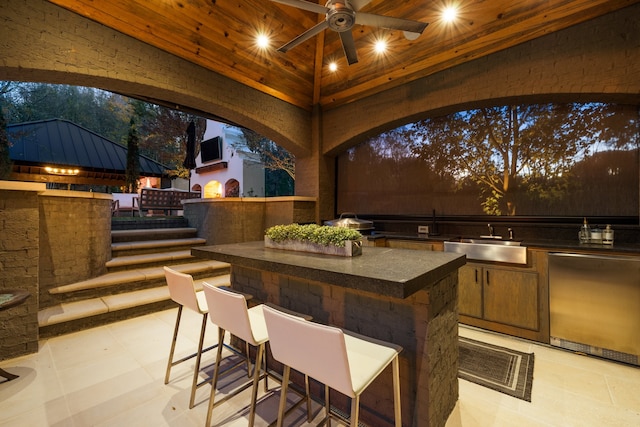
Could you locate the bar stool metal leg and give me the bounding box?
[164,305,184,385]
[189,312,208,408]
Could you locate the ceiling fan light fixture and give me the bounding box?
[403,31,421,41]
[271,0,428,65]
[326,2,356,32]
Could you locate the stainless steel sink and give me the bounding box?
[444,238,527,264]
[456,238,522,246]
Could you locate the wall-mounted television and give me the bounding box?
[201,136,222,163]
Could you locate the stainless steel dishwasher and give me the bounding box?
[549,252,640,365]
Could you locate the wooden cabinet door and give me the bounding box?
[386,240,434,251]
[483,268,539,330]
[458,265,483,318]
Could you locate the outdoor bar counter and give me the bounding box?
[192,241,466,427]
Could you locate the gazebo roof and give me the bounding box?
[7,118,167,178]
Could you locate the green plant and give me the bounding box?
[265,223,362,247]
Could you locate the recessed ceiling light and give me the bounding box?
[256,34,270,49]
[374,40,387,54]
[329,62,338,72]
[443,6,458,22]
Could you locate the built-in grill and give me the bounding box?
[324,212,374,234]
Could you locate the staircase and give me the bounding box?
[38,217,230,337]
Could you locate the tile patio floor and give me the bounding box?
[1,307,639,426]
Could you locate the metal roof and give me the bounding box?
[7,118,167,176]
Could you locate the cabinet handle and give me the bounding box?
[475,269,478,284]
[486,270,490,285]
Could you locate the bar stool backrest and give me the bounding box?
[202,283,259,346]
[164,266,203,313]
[263,305,354,397]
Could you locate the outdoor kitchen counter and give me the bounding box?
[192,241,466,427]
[192,241,465,299]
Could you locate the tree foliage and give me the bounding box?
[0,82,13,179]
[136,105,206,178]
[3,82,132,143]
[125,118,140,193]
[238,127,295,196]
[406,103,627,215]
[239,128,295,180]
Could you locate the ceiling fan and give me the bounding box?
[270,0,428,65]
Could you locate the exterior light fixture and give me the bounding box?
[45,166,80,175]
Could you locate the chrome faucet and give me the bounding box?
[487,224,494,237]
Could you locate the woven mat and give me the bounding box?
[458,336,534,402]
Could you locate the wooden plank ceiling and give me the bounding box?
[48,0,637,111]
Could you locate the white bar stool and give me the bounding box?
[163,267,250,409]
[202,283,270,427]
[263,304,403,427]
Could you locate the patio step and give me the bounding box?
[39,224,226,337]
[105,249,197,271]
[39,274,231,337]
[49,260,229,294]
[111,227,198,243]
[110,237,207,258]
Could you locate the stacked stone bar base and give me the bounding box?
[232,265,459,427]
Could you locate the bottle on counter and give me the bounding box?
[579,217,590,244]
[603,224,614,245]
[590,226,603,244]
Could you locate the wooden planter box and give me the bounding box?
[264,236,363,257]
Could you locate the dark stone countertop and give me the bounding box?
[368,232,640,255]
[192,241,466,299]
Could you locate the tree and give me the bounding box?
[237,128,295,196]
[0,107,11,180]
[136,105,205,178]
[0,82,16,179]
[239,128,295,180]
[125,118,140,193]
[409,103,609,215]
[3,82,132,143]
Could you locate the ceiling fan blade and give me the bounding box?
[349,0,373,11]
[270,0,328,15]
[356,12,428,34]
[339,30,358,65]
[278,21,330,53]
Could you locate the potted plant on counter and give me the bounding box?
[264,223,363,257]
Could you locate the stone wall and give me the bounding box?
[0,183,42,359]
[232,265,459,427]
[0,183,112,360]
[184,197,316,245]
[38,191,112,308]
